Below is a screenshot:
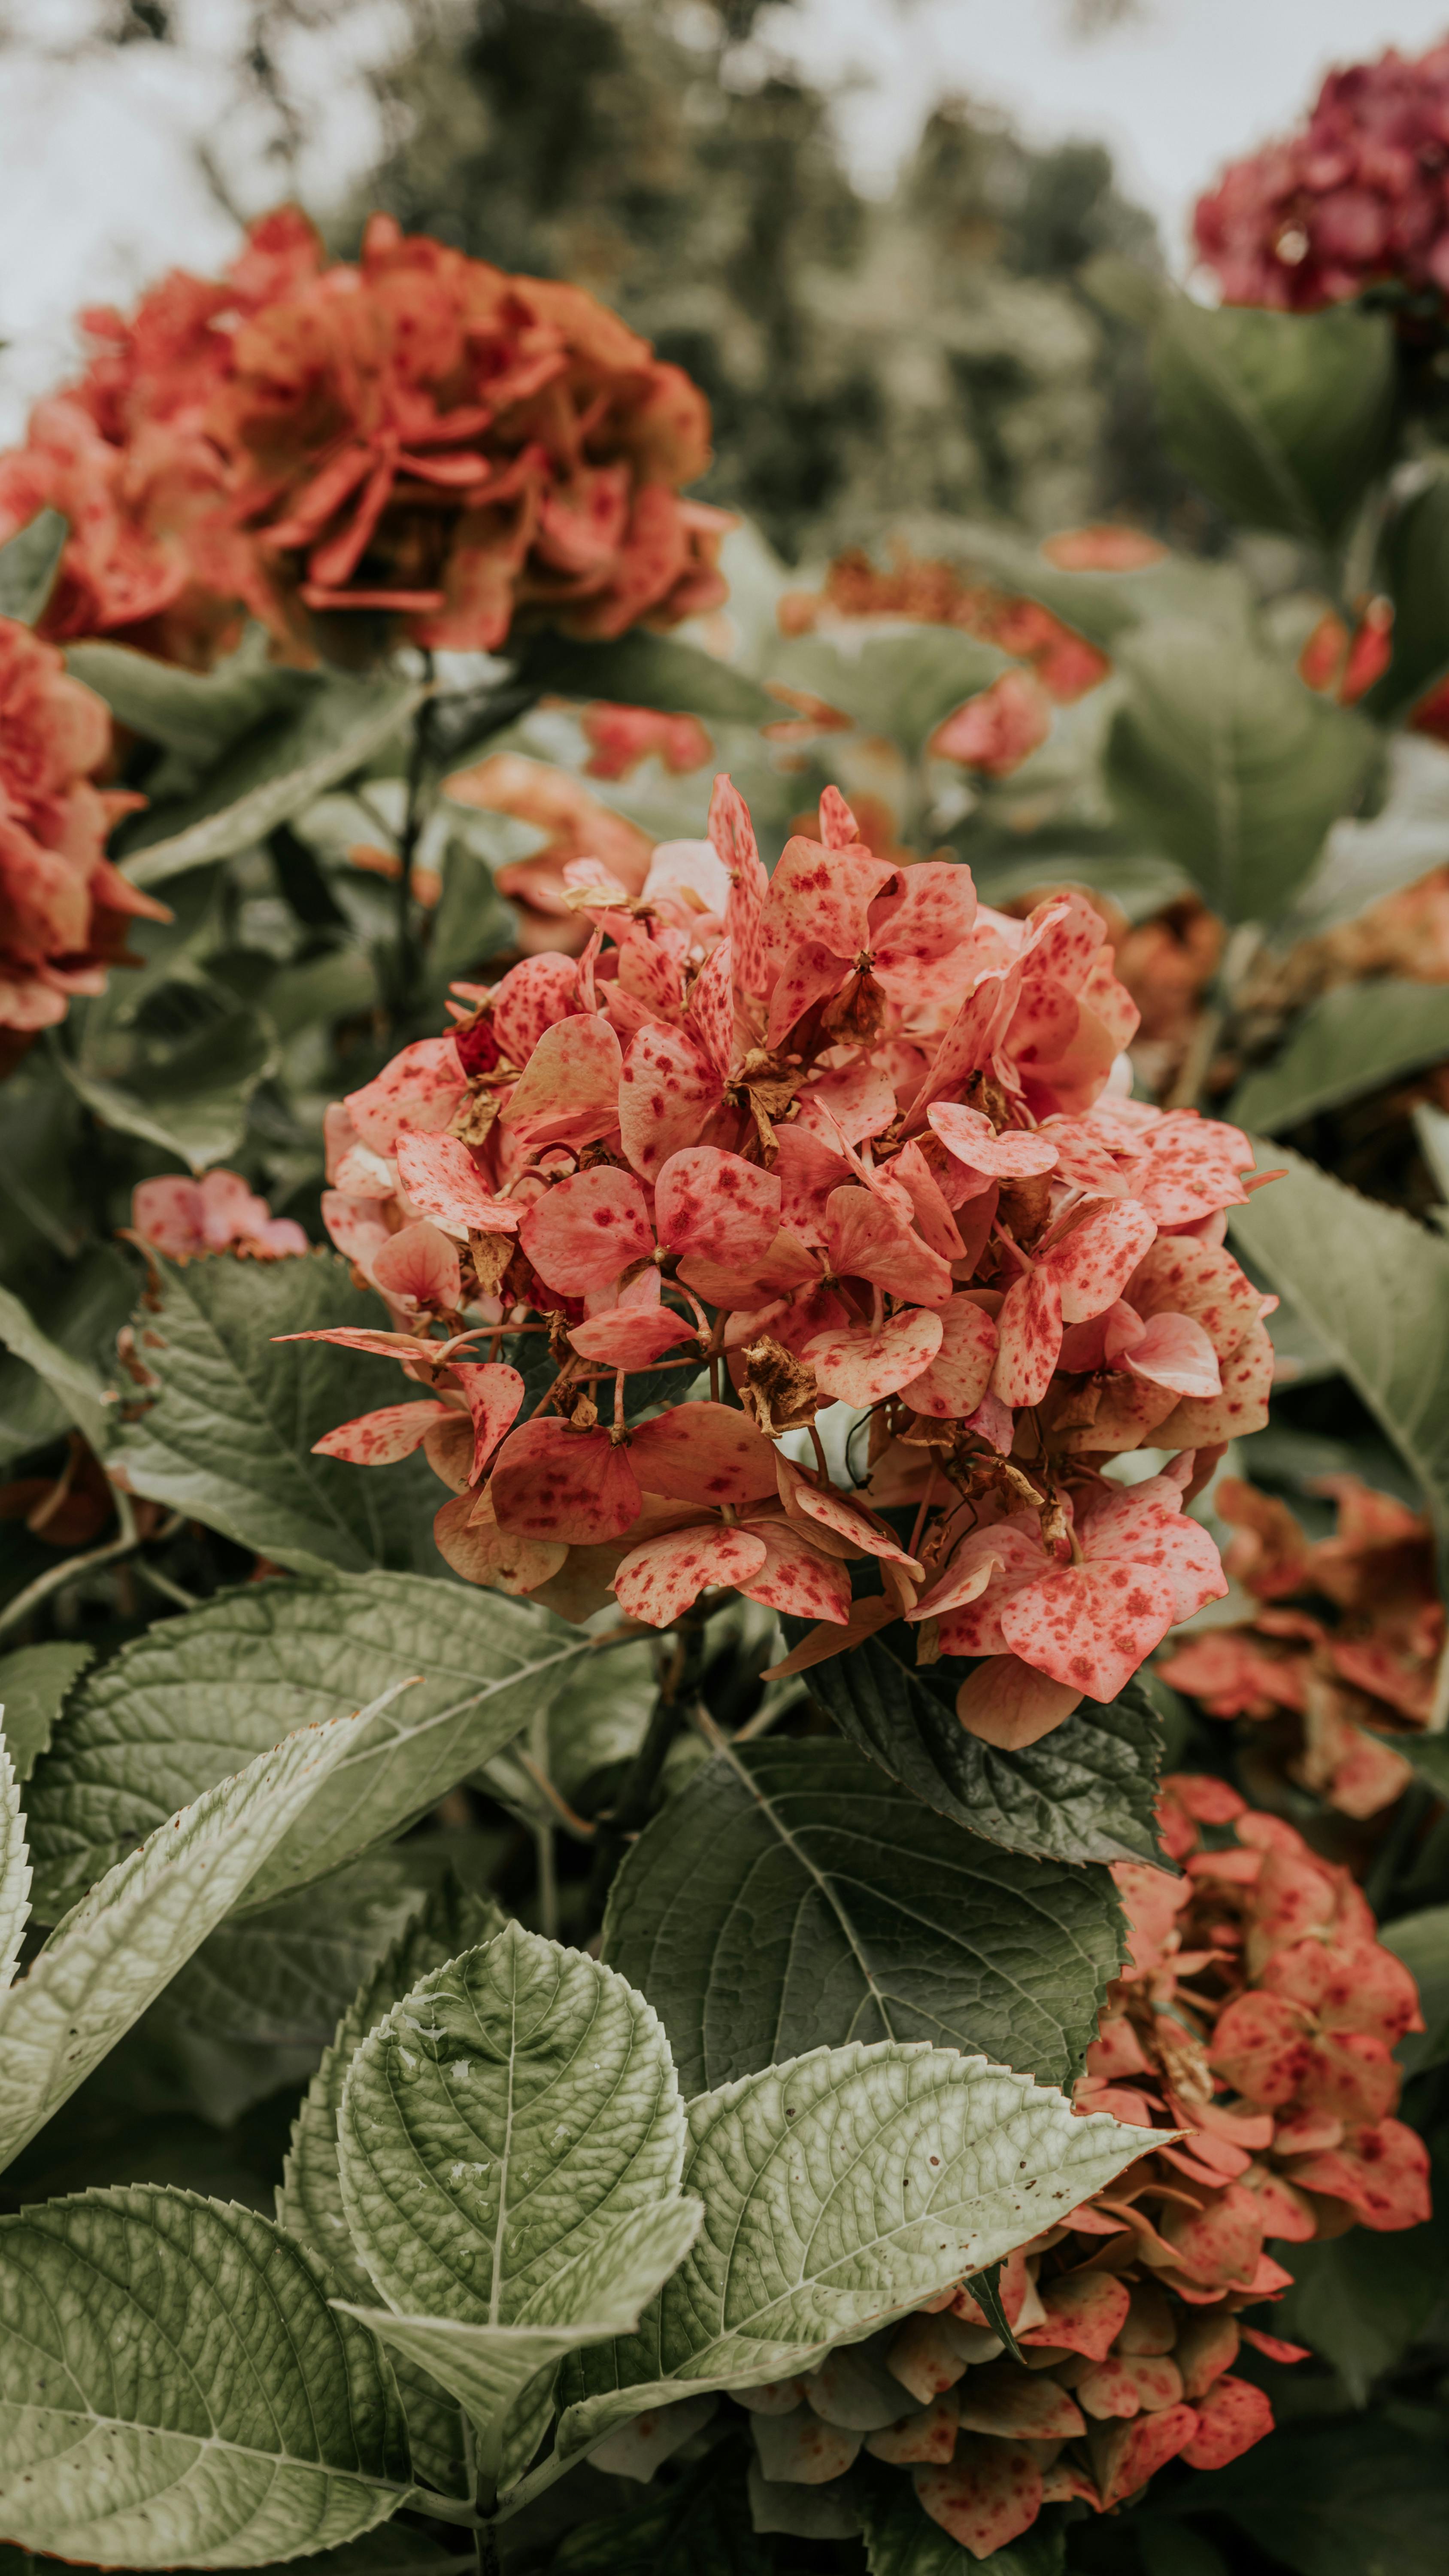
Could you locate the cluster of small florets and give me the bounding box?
[300,775,1285,1750]
[0,208,725,669]
[1194,41,1449,313]
[652,1774,1425,2558]
[1159,1474,1440,1817]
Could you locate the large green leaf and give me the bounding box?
[0,508,67,625]
[1105,621,1379,923]
[0,1276,116,1457]
[166,1854,442,2045]
[1173,2421,1449,2576]
[0,2189,412,2567]
[550,2439,766,2574]
[23,1571,593,1917]
[1280,738,1449,945]
[0,1705,367,2170]
[0,2533,453,2576]
[1147,295,1394,544]
[61,1001,278,1172]
[120,674,426,887]
[109,1250,448,1574]
[1229,1145,1449,1582]
[337,1924,698,2486]
[67,631,304,771]
[280,1876,506,2500]
[798,1635,1164,1867]
[509,628,774,728]
[1270,2154,1449,2403]
[1364,472,1449,725]
[556,2039,1149,2461]
[1231,981,1449,1133]
[0,1733,28,1991]
[1381,1907,1449,2076]
[0,1640,92,1781]
[604,1738,1125,2095]
[770,629,1007,759]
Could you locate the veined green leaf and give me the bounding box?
[1270,2153,1449,2404]
[0,1733,29,1990]
[0,1704,368,2170]
[0,2189,412,2567]
[0,1277,115,1456]
[1231,981,1449,1133]
[0,2532,455,2576]
[120,674,426,887]
[59,1003,278,1173]
[1228,1144,1449,1584]
[556,2038,1150,2463]
[1105,622,1379,924]
[280,1877,506,2498]
[0,1243,136,1475]
[797,1637,1164,1866]
[770,629,1007,759]
[604,1738,1125,2095]
[549,2439,765,2574]
[0,1640,93,1781]
[167,1855,443,2046]
[0,508,67,625]
[67,630,305,769]
[23,1572,592,1917]
[509,628,774,728]
[338,1923,695,2484]
[109,1251,449,1575]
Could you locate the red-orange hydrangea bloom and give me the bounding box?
[0,208,727,667]
[0,614,163,1056]
[294,776,1287,1748]
[592,1777,1429,2556]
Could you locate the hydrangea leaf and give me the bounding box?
[555,2039,1152,2466]
[0,507,67,625]
[795,1629,1164,1866]
[547,2438,765,2575]
[23,1572,592,1918]
[336,1924,693,2485]
[1231,981,1449,1134]
[167,1855,450,2047]
[279,1876,506,2500]
[0,1640,94,1782]
[0,1732,29,1992]
[0,1278,114,1458]
[107,1251,449,1577]
[0,1706,373,2172]
[0,2189,413,2566]
[508,627,774,729]
[1362,471,1449,724]
[604,1738,1126,2095]
[1167,2420,1449,2576]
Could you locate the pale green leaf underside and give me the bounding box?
[23,1572,591,1918]
[0,1734,30,1991]
[1231,980,1449,1134]
[0,1640,94,1783]
[0,2189,410,2568]
[0,1706,367,2171]
[557,2038,1149,2460]
[280,1878,507,2499]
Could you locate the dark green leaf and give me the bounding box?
[0,1277,116,1459]
[550,2437,766,2574]
[1380,1907,1449,2075]
[60,1001,277,1172]
[1172,2420,1449,2576]
[109,1248,448,1574]
[798,1632,1164,1866]
[1106,622,1380,923]
[0,509,67,626]
[604,1738,1125,2094]
[0,1243,138,1472]
[1231,981,1449,1133]
[855,2453,1064,2575]
[771,628,1007,759]
[165,1852,438,2044]
[23,1570,593,1917]
[0,1641,93,1782]
[510,628,774,727]
[1229,1145,1449,1586]
[67,630,304,771]
[1148,297,1394,544]
[1270,2159,1449,2401]
[1364,472,1449,724]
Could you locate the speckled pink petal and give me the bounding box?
[774,1126,852,1247]
[1124,1311,1221,1398]
[914,2438,1043,2558]
[432,1492,566,1593]
[618,1020,724,1177]
[1025,887,1110,993]
[888,1140,964,1263]
[447,1360,526,1479]
[776,1455,922,1572]
[613,1521,768,1624]
[616,928,685,1023]
[569,1303,699,1367]
[489,953,579,1064]
[871,860,978,972]
[818,784,864,848]
[762,834,896,966]
[1000,1558,1180,1700]
[685,935,735,1076]
[490,1418,642,1544]
[518,1166,653,1295]
[345,1036,467,1152]
[737,1517,853,1623]
[797,1062,898,1147]
[321,1193,393,1271]
[276,1324,430,1359]
[906,966,1016,1121]
[313,1402,451,1464]
[1125,1235,1259,1360]
[1125,1111,1256,1226]
[394,1130,520,1235]
[1040,1199,1157,1324]
[806,1306,944,1406]
[1153,1318,1274,1448]
[954,1655,1084,1748]
[711,773,771,1000]
[371,1220,462,1314]
[1077,1480,1228,1622]
[765,937,844,1046]
[762,1592,903,1676]
[991,1268,1063,1406]
[131,1176,206,1257]
[677,1228,820,1311]
[655,1145,782,1265]
[824,1186,955,1306]
[628,1401,781,1505]
[927,1101,1060,1179]
[501,1014,623,1148]
[899,1294,998,1418]
[925,1519,1047,1647]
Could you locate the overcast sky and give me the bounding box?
[3,0,1449,440]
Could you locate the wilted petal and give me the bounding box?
[275,1324,428,1359]
[762,1593,902,1676]
[433,1491,566,1593]
[806,1307,944,1406]
[900,1295,998,1419]
[776,1454,922,1573]
[313,1402,450,1464]
[655,1145,782,1265]
[955,2361,1085,2442]
[395,1130,520,1236]
[519,1166,653,1295]
[371,1220,462,1314]
[618,1020,724,1176]
[346,1036,467,1152]
[628,1400,780,1505]
[613,1521,768,1624]
[490,1418,642,1544]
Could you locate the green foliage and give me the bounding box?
[604,1737,1125,2093]
[0,1641,94,1779]
[549,2439,766,2573]
[1272,2163,1449,2402]
[856,2455,1064,2573]
[1382,1908,1449,2075]
[1364,471,1449,724]
[0,508,67,625]
[1172,2421,1449,2576]
[1232,980,1449,1131]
